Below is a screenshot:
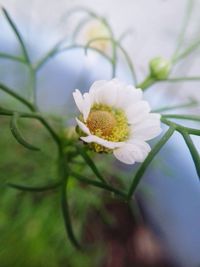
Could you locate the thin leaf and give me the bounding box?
[2,7,30,63]
[7,181,61,192]
[163,114,200,122]
[0,83,35,111]
[167,77,200,82]
[153,99,198,113]
[10,112,40,151]
[76,146,107,184]
[61,177,81,249]
[127,127,175,199]
[161,117,200,136]
[172,0,194,61]
[85,37,137,83]
[0,52,26,64]
[71,171,126,198]
[181,131,200,178]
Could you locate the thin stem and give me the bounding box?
[163,114,200,122]
[2,7,30,63]
[127,127,175,199]
[180,131,200,178]
[172,0,194,62]
[0,108,61,147]
[85,37,137,83]
[161,117,200,136]
[0,83,35,111]
[71,171,127,198]
[10,112,40,151]
[59,149,81,249]
[166,77,200,82]
[7,181,61,192]
[34,44,112,71]
[153,100,198,113]
[173,37,200,63]
[136,75,155,90]
[76,145,107,184]
[29,66,37,108]
[0,53,27,64]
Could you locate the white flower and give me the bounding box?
[73,78,162,164]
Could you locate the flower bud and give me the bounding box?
[149,57,171,80]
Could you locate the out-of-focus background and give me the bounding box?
[0,0,200,266]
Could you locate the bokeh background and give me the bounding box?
[0,0,200,266]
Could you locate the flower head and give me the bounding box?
[73,79,161,164]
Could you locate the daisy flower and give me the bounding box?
[73,79,161,164]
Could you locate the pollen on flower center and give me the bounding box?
[87,110,116,136]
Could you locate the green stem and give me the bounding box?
[7,181,61,192]
[76,145,107,184]
[127,127,175,199]
[85,37,137,83]
[0,53,27,64]
[181,131,200,178]
[163,114,200,122]
[0,108,61,147]
[59,149,81,249]
[2,7,30,63]
[153,100,198,113]
[34,44,112,71]
[136,75,155,90]
[0,83,35,111]
[71,171,127,198]
[161,117,200,136]
[166,77,200,82]
[172,0,194,62]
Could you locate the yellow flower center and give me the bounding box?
[83,104,129,153]
[87,110,116,136]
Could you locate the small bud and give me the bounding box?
[149,57,171,80]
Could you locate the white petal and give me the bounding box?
[75,118,91,135]
[113,144,136,164]
[73,90,92,121]
[80,135,124,149]
[82,92,92,121]
[89,80,107,104]
[125,101,151,124]
[128,139,151,162]
[73,89,84,114]
[131,113,162,141]
[115,86,143,109]
[113,140,151,164]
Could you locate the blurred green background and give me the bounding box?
[0,116,107,267]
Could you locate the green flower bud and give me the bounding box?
[149,57,171,80]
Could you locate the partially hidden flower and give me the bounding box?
[73,79,162,164]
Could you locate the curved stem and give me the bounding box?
[127,127,175,200]
[0,53,27,64]
[180,131,200,178]
[162,114,200,122]
[153,100,198,113]
[59,149,81,249]
[0,108,61,147]
[34,44,112,71]
[0,83,35,111]
[2,7,30,63]
[161,117,200,136]
[172,0,194,62]
[71,171,126,198]
[85,37,137,83]
[136,75,155,90]
[7,181,61,192]
[166,77,200,82]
